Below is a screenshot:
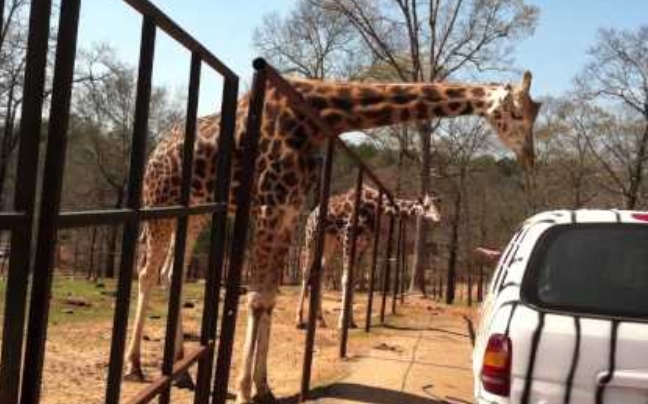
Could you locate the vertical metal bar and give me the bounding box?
[193,76,239,404]
[400,220,407,304]
[391,218,403,314]
[339,169,363,358]
[364,191,382,333]
[159,52,201,404]
[212,61,267,404]
[0,0,52,400]
[20,1,82,402]
[379,214,395,324]
[105,16,156,404]
[299,138,335,402]
[0,0,5,37]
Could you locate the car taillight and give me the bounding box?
[480,334,512,396]
[632,212,648,222]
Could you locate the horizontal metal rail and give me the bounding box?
[56,203,227,228]
[0,212,29,229]
[124,345,210,404]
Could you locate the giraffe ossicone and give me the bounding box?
[123,69,540,404]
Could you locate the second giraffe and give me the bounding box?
[296,185,441,329]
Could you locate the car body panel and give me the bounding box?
[474,210,648,404]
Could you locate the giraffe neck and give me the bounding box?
[292,79,497,137]
[383,198,420,217]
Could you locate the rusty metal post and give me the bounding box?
[159,51,201,404]
[400,220,407,303]
[364,192,383,332]
[379,214,396,324]
[20,1,81,402]
[0,0,52,400]
[391,217,403,314]
[212,59,267,404]
[339,168,363,358]
[105,16,156,404]
[300,138,335,401]
[193,76,239,404]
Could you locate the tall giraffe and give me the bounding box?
[295,185,441,330]
[124,70,541,403]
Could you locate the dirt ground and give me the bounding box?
[28,280,476,404]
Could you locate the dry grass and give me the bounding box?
[35,280,385,404]
[0,277,476,404]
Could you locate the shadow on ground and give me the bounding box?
[382,323,470,339]
[278,382,447,404]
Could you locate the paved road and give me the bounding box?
[300,303,475,404]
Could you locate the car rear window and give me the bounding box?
[522,224,648,318]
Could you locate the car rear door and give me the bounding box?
[517,223,648,404]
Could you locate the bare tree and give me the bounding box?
[0,0,29,209]
[433,118,489,303]
[315,0,538,295]
[69,45,183,277]
[577,26,648,209]
[254,0,369,79]
[532,98,600,209]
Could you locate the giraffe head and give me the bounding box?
[413,193,441,222]
[484,71,541,170]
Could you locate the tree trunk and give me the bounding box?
[88,227,98,281]
[446,188,462,305]
[467,269,473,307]
[410,126,431,295]
[626,122,648,209]
[477,263,484,302]
[0,90,17,210]
[104,189,124,278]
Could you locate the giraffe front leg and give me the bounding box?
[124,224,170,382]
[338,230,354,330]
[236,293,263,404]
[317,241,335,329]
[236,207,296,404]
[348,241,369,329]
[170,217,205,390]
[252,294,277,404]
[295,263,309,329]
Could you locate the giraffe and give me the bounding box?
[295,185,441,330]
[123,68,541,403]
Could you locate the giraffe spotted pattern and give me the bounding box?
[125,73,540,404]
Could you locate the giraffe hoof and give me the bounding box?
[350,321,359,329]
[318,320,328,329]
[123,367,146,383]
[173,371,195,390]
[253,390,278,404]
[296,322,307,330]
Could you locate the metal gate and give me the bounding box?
[0,1,256,404]
[0,1,413,403]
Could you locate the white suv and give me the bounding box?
[473,210,648,404]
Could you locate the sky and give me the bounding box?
[77,0,648,114]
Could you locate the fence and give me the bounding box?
[239,59,413,401]
[0,1,254,403]
[0,2,413,403]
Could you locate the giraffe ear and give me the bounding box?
[521,71,532,93]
